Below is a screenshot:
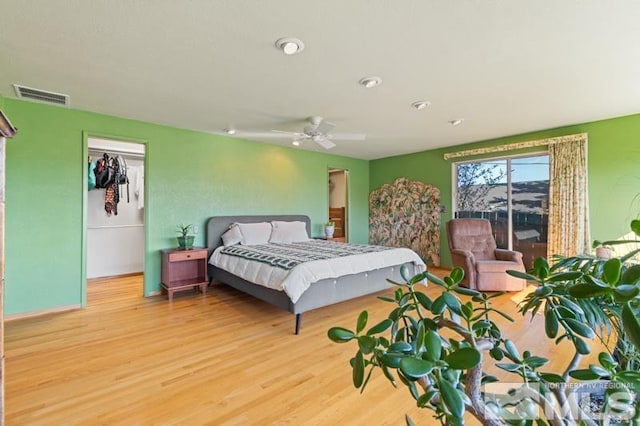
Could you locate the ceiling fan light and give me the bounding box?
[411,101,431,110]
[275,37,305,55]
[359,76,382,88]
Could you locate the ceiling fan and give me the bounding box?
[230,116,366,150]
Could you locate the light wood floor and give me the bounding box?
[5,272,596,425]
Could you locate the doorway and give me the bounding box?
[82,135,147,305]
[328,168,348,242]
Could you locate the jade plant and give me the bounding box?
[328,219,640,425]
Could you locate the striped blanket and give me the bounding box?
[220,240,392,270]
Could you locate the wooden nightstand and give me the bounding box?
[161,247,208,301]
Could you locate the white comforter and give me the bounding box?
[209,242,426,303]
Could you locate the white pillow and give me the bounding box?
[236,222,272,245]
[271,221,309,242]
[221,225,243,247]
[269,227,295,244]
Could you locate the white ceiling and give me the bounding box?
[2,1,639,160]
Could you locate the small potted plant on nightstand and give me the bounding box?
[325,221,335,238]
[176,224,195,249]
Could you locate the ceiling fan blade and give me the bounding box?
[231,131,289,138]
[315,119,336,135]
[313,136,336,150]
[231,130,305,139]
[271,129,308,138]
[326,133,366,141]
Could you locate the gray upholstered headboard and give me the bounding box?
[206,215,311,255]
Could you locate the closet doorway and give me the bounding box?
[328,168,348,242]
[83,135,147,304]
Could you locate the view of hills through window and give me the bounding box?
[454,154,549,269]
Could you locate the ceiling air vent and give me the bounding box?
[13,84,70,106]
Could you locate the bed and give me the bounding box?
[206,215,425,334]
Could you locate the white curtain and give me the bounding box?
[547,137,590,258]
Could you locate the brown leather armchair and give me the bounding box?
[446,218,526,291]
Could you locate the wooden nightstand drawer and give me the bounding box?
[168,249,207,262]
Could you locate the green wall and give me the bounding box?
[371,114,640,267]
[3,98,369,315]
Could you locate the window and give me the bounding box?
[454,154,549,268]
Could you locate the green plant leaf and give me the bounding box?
[613,285,640,302]
[356,311,368,334]
[416,389,438,408]
[504,340,521,361]
[452,286,481,297]
[556,297,585,316]
[425,271,446,286]
[539,373,564,383]
[405,414,416,426]
[460,302,473,320]
[533,257,550,280]
[400,265,412,282]
[603,258,622,285]
[328,327,356,342]
[622,265,640,285]
[399,357,435,379]
[598,352,618,370]
[489,347,504,360]
[622,302,640,352]
[431,295,447,315]
[631,219,640,237]
[547,271,583,282]
[534,286,554,297]
[523,356,548,369]
[445,347,481,370]
[565,318,595,338]
[442,292,462,314]
[414,321,425,353]
[424,330,442,362]
[569,369,600,380]
[568,282,610,298]
[573,337,590,355]
[408,271,428,285]
[381,353,404,369]
[496,363,522,372]
[449,267,464,284]
[544,309,559,338]
[389,341,413,353]
[353,351,365,388]
[507,270,538,281]
[367,319,393,335]
[414,291,432,310]
[357,335,377,354]
[588,364,609,377]
[439,377,464,418]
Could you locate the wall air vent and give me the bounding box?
[13,84,70,106]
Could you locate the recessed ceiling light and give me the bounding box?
[275,37,305,55]
[359,76,382,88]
[449,119,464,126]
[292,140,300,146]
[224,128,237,135]
[411,101,431,110]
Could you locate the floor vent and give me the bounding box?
[13,84,70,106]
